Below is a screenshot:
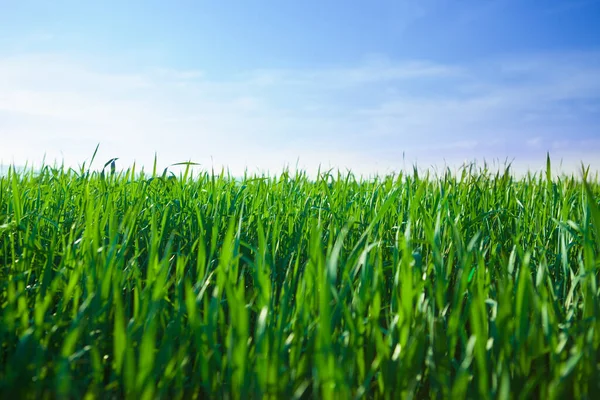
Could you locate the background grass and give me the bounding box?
[1,158,599,399]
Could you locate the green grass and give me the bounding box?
[1,158,599,399]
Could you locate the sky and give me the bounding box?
[1,0,599,176]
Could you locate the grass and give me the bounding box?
[1,157,599,399]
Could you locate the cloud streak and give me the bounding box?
[0,51,598,176]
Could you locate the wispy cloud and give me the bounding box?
[0,50,598,176]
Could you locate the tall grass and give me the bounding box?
[1,159,599,399]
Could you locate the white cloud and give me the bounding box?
[0,51,599,177]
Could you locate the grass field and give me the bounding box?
[1,156,600,399]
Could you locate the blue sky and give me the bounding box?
[1,0,599,175]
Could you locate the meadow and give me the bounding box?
[1,156,599,399]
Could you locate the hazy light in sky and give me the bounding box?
[1,1,599,176]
